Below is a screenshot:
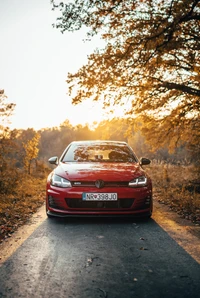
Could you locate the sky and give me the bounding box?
[0,0,109,130]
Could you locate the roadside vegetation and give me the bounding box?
[148,163,200,224]
[0,174,46,242]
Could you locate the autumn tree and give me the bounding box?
[0,90,17,193]
[0,90,15,128]
[38,121,74,159]
[23,132,41,175]
[93,118,129,141]
[52,0,200,157]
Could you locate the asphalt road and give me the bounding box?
[0,207,200,298]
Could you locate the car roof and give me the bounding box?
[69,140,128,146]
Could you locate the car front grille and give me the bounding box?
[71,181,129,187]
[65,198,134,209]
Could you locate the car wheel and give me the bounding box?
[148,199,153,218]
[143,204,153,220]
[45,205,53,218]
[46,212,54,218]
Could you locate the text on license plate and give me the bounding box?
[82,193,118,201]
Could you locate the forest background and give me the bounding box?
[0,88,199,242]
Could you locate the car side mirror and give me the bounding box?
[48,156,58,165]
[140,157,151,165]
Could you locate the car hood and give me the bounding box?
[54,162,145,181]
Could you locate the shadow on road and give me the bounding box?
[0,215,200,298]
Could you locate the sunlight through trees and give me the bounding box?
[51,0,200,153]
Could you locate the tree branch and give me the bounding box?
[160,82,200,97]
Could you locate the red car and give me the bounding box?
[46,140,153,218]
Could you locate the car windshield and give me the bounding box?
[62,143,137,163]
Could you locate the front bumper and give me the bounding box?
[46,185,153,218]
[46,209,152,218]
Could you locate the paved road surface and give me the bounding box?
[0,206,200,298]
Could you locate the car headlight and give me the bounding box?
[129,176,147,187]
[50,174,71,188]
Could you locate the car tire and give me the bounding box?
[147,199,153,218]
[46,212,53,218]
[46,205,54,218]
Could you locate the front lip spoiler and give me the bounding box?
[46,210,152,218]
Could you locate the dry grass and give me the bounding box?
[0,173,47,242]
[147,163,200,224]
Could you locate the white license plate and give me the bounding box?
[82,193,118,201]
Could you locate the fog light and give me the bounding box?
[48,195,55,205]
[145,197,151,205]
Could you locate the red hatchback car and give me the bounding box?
[46,140,153,218]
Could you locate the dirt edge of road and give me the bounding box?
[0,205,46,266]
[153,200,200,264]
[0,200,200,266]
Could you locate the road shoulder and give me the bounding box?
[0,205,46,266]
[153,199,200,264]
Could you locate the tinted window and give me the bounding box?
[62,143,137,163]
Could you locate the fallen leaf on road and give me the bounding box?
[148,269,153,273]
[86,258,93,266]
[97,288,107,298]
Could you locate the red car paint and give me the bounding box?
[46,140,153,218]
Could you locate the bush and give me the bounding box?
[147,163,200,223]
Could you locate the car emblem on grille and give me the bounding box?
[95,179,105,189]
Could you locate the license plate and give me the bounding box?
[82,193,118,201]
